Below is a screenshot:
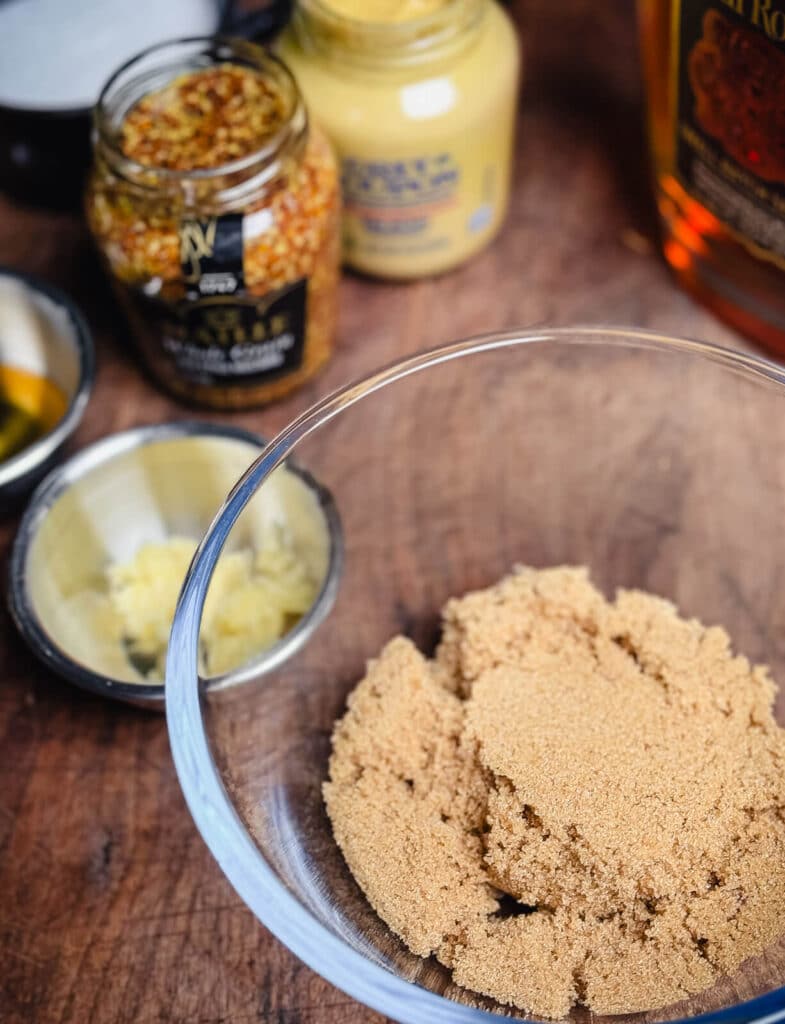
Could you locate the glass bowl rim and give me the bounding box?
[165,326,785,1024]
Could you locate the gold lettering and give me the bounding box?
[187,305,280,348]
[717,0,785,37]
[204,307,240,331]
[749,0,785,38]
[270,313,288,335]
[772,7,785,36]
[193,325,215,346]
[180,219,217,283]
[751,0,771,31]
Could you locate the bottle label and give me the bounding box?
[125,215,307,389]
[157,280,308,386]
[673,0,785,268]
[341,154,462,242]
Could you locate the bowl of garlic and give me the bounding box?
[7,420,342,707]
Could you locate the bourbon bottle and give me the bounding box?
[639,0,785,355]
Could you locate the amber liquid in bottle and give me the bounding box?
[639,0,785,356]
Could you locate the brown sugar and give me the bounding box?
[324,566,785,1018]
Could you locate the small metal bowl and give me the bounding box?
[0,268,95,502]
[8,421,342,708]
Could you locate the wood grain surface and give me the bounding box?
[0,2,761,1023]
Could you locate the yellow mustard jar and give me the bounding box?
[279,0,520,279]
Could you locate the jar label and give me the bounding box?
[180,215,245,299]
[339,141,509,276]
[121,212,310,387]
[129,278,308,388]
[673,0,785,269]
[342,154,461,240]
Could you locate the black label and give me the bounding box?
[180,215,244,299]
[137,278,308,388]
[674,0,785,267]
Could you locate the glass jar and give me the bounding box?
[278,0,520,280]
[86,38,340,410]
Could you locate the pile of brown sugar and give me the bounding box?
[325,567,785,1018]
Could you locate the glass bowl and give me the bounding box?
[165,327,785,1024]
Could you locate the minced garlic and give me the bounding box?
[105,528,317,681]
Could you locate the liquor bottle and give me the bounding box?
[640,0,785,355]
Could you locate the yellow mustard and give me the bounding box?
[279,0,520,279]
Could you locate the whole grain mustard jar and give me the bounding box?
[278,0,520,279]
[86,38,340,410]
